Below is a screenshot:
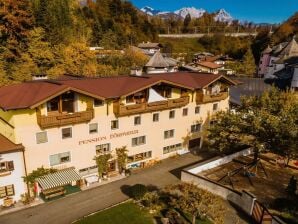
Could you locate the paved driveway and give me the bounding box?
[0,153,248,224]
[0,153,207,224]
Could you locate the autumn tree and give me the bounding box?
[241,48,256,76]
[165,183,225,224]
[207,88,298,164]
[116,146,128,173]
[0,0,33,62]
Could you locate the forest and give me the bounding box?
[0,0,297,86]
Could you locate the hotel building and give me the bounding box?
[0,72,236,200]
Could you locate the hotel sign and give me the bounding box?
[79,130,139,145]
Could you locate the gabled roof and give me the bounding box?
[196,61,223,69]
[0,134,24,154]
[145,51,170,68]
[0,81,68,110]
[0,72,237,110]
[276,37,298,61]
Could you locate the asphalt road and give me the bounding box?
[0,153,248,224]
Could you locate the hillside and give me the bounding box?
[272,12,298,43]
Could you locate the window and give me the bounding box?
[191,124,201,133]
[62,127,72,139]
[169,110,175,119]
[47,92,75,114]
[0,161,14,173]
[0,185,15,198]
[127,151,152,163]
[61,92,75,113]
[195,106,200,114]
[182,108,188,116]
[89,123,98,134]
[47,97,59,113]
[126,95,134,104]
[163,143,182,154]
[153,113,159,122]
[213,103,218,111]
[134,116,141,125]
[49,152,71,166]
[164,130,174,139]
[111,120,119,130]
[132,136,146,146]
[36,131,48,144]
[94,99,104,107]
[96,143,111,155]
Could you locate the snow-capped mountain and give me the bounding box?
[174,7,206,19]
[140,6,161,16]
[140,6,234,22]
[214,9,233,23]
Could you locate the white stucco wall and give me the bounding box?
[0,151,26,204]
[14,98,229,174]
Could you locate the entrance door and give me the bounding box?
[188,138,201,150]
[108,160,116,172]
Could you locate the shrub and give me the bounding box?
[130,184,148,200]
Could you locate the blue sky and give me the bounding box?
[130,0,298,24]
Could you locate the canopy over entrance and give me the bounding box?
[36,168,81,190]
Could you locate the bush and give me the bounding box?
[142,191,160,208]
[272,197,298,213]
[130,184,148,200]
[165,210,187,224]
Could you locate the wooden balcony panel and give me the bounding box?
[37,110,94,129]
[114,96,190,117]
[168,96,189,108]
[196,92,228,104]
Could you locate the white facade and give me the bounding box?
[0,151,26,204]
[16,98,229,175]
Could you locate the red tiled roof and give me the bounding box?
[0,72,236,110]
[0,134,24,153]
[0,81,68,110]
[197,61,223,69]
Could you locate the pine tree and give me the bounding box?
[242,48,256,76]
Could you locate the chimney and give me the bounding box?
[32,73,48,81]
[130,67,143,76]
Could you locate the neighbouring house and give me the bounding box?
[0,72,236,198]
[195,61,224,74]
[145,51,178,74]
[0,133,26,207]
[262,37,298,79]
[258,46,272,77]
[137,42,163,55]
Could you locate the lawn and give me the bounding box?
[75,202,154,224]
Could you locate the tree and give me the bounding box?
[183,13,191,33]
[94,153,112,178]
[286,176,297,198]
[116,146,128,173]
[241,48,256,76]
[165,183,225,224]
[0,0,33,61]
[207,88,298,163]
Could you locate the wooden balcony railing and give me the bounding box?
[196,91,228,104]
[37,110,94,129]
[114,96,189,117]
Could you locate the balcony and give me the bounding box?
[196,91,228,104]
[37,110,94,129]
[114,96,189,117]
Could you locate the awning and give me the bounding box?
[36,168,81,190]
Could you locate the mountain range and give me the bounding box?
[140,6,234,23]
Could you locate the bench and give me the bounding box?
[42,186,66,199]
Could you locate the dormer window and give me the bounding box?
[47,92,75,114]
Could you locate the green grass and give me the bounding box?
[76,202,154,224]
